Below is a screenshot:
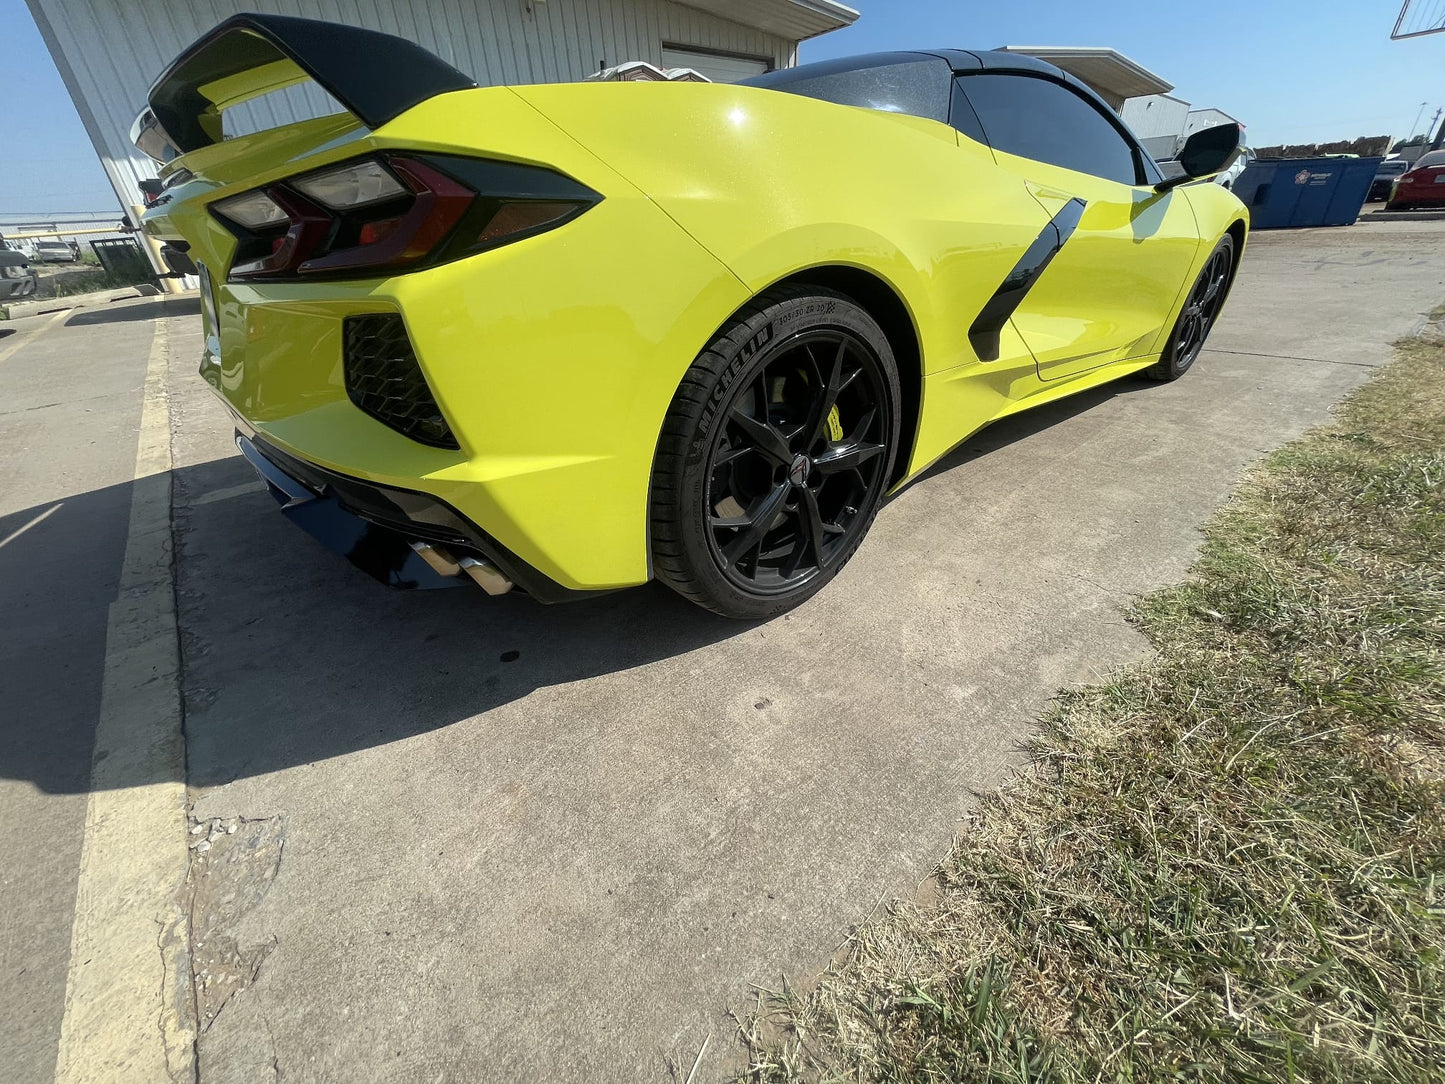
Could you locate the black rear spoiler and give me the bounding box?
[135,13,476,161]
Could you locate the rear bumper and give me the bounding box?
[238,431,595,603]
[0,275,36,299]
[1390,184,1445,205]
[149,87,752,589]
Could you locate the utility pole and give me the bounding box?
[1433,108,1445,149]
[1410,100,1429,139]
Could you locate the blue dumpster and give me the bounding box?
[1231,156,1381,228]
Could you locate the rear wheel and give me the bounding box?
[1146,234,1234,382]
[650,286,900,619]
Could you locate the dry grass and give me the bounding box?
[738,336,1445,1083]
[40,266,155,299]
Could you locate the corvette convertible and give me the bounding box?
[136,14,1247,619]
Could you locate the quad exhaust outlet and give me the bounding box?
[409,541,514,595]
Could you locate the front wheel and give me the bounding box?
[1146,234,1234,382]
[650,286,901,619]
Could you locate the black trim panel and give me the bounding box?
[969,198,1086,362]
[149,13,476,155]
[247,434,598,604]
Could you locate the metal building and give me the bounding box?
[1119,97,1245,161]
[1002,48,1246,163]
[1181,107,1242,142]
[25,0,856,258]
[1119,93,1193,160]
[998,45,1172,111]
[1119,93,1191,141]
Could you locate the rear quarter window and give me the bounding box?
[744,54,953,124]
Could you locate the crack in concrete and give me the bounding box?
[185,815,285,1042]
[0,389,135,417]
[157,903,196,1084]
[1206,347,1379,369]
[258,996,285,1082]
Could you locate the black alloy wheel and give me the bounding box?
[650,286,900,619]
[1147,234,1234,381]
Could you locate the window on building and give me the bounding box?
[661,46,769,84]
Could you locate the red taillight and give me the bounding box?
[297,158,472,276]
[229,187,331,278]
[358,218,401,246]
[210,154,601,283]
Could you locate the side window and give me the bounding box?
[746,56,953,124]
[959,73,1141,185]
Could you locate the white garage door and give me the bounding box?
[660,47,769,84]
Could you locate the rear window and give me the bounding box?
[1413,150,1445,169]
[744,54,953,124]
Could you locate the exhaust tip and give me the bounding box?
[411,542,514,595]
[459,556,514,596]
[409,540,462,577]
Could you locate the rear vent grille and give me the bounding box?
[343,314,458,449]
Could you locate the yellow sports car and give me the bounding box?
[137,14,1247,619]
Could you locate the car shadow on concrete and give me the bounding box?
[1,372,1157,796]
[65,296,201,326]
[0,456,754,795]
[899,372,1157,493]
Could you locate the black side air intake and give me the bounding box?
[343,314,459,449]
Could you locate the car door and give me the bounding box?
[955,70,1203,381]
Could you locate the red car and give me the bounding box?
[1387,149,1445,209]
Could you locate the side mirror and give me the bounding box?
[1155,123,1242,192]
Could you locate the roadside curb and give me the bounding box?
[0,283,181,321]
[1363,208,1445,222]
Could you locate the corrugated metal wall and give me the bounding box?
[27,0,794,225]
[1118,94,1191,142]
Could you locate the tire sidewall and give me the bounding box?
[1161,233,1234,380]
[662,290,901,618]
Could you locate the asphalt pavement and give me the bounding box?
[3,217,1444,1083]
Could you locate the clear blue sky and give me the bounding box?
[2,0,1441,214]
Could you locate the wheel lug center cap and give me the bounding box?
[788,453,811,487]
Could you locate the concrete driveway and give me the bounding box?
[4,218,1444,1083]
